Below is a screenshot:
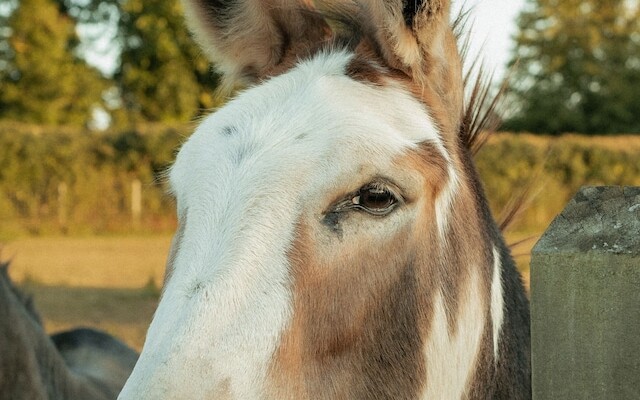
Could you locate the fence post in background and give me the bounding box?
[131,179,142,229]
[531,186,640,399]
[57,182,68,231]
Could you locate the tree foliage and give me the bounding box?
[115,0,221,124]
[505,0,640,134]
[0,122,183,236]
[0,0,222,126]
[0,0,105,125]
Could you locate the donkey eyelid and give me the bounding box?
[326,180,405,216]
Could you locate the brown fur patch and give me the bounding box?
[399,144,492,334]
[209,378,233,399]
[465,305,498,399]
[344,53,385,86]
[265,146,454,397]
[395,143,448,199]
[266,143,502,398]
[268,222,429,399]
[397,145,511,397]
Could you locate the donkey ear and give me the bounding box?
[181,0,329,87]
[360,0,463,133]
[363,0,459,81]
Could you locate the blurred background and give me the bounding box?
[0,0,639,350]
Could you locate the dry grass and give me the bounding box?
[4,236,172,288]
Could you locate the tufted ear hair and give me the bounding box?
[365,1,456,73]
[181,0,330,88]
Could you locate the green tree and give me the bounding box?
[505,0,640,135]
[115,0,221,124]
[0,0,106,125]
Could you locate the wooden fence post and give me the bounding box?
[131,179,142,229]
[531,186,640,399]
[57,182,68,230]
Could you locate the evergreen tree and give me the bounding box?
[0,0,106,126]
[505,0,640,134]
[116,0,221,124]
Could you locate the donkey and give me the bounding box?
[119,0,531,398]
[0,262,138,399]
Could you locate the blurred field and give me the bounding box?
[5,236,171,288]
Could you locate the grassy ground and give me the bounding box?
[5,233,533,351]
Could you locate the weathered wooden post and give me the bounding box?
[531,186,640,399]
[57,182,68,231]
[131,179,142,229]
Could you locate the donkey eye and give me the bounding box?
[351,185,398,215]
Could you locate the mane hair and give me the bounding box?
[451,7,505,154]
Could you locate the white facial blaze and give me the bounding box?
[491,246,505,361]
[421,268,486,400]
[118,50,450,399]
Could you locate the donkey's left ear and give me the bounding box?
[364,0,460,83]
[181,0,329,88]
[360,0,463,134]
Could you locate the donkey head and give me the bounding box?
[119,1,530,399]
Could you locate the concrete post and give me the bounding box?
[531,186,640,399]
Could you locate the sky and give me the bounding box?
[453,0,527,80]
[82,0,527,80]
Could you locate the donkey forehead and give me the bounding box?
[170,52,444,198]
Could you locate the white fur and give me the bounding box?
[491,246,505,362]
[118,50,449,399]
[435,162,460,239]
[421,268,486,400]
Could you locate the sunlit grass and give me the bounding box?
[5,236,171,288]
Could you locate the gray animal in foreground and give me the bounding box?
[0,262,138,399]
